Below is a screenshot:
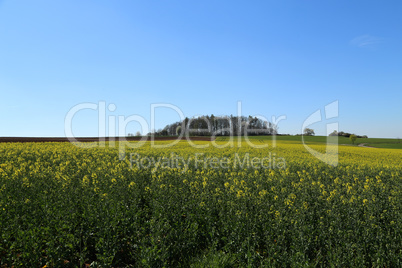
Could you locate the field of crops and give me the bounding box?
[0,138,401,267]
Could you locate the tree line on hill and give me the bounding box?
[147,115,278,136]
[128,116,368,138]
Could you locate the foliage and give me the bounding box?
[329,130,338,136]
[350,134,357,145]
[331,131,368,138]
[153,115,277,136]
[303,128,315,136]
[176,125,182,135]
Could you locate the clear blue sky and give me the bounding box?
[0,0,401,138]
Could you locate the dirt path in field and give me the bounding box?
[357,143,377,148]
[340,143,377,148]
[0,136,215,143]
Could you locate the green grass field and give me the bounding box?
[217,135,402,149]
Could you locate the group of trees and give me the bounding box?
[131,119,369,140]
[302,129,368,139]
[302,128,367,146]
[329,130,368,139]
[127,132,141,137]
[328,130,367,145]
[149,115,278,136]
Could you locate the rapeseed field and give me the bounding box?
[0,139,400,267]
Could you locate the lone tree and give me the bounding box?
[303,128,315,136]
[350,134,357,145]
[135,131,141,137]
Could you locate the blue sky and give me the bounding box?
[0,0,401,138]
